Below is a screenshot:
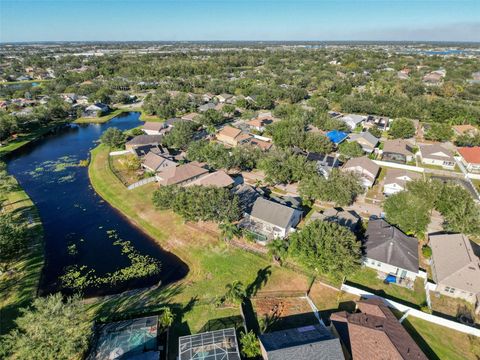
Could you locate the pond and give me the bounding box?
[6,112,188,297]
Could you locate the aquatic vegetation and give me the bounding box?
[60,231,161,292]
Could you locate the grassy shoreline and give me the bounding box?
[75,108,163,124]
[0,177,44,335]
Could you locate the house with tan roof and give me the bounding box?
[216,126,251,147]
[382,140,414,164]
[155,163,208,186]
[429,233,480,304]
[141,152,177,173]
[453,124,478,137]
[330,298,427,360]
[342,156,380,188]
[244,137,273,151]
[142,122,164,135]
[418,143,455,169]
[184,170,234,188]
[181,112,199,122]
[247,113,278,132]
[383,168,422,196]
[457,146,480,174]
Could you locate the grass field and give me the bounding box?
[74,109,126,124]
[88,145,312,356]
[0,178,44,335]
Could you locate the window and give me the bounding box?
[444,286,455,293]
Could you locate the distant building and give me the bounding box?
[363,219,420,282]
[84,103,110,117]
[216,126,251,147]
[418,143,455,169]
[330,299,427,360]
[178,328,240,360]
[429,233,480,304]
[259,324,345,360]
[452,124,478,137]
[383,168,422,196]
[457,146,480,174]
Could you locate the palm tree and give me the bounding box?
[225,280,246,304]
[219,222,240,242]
[267,238,288,265]
[240,330,261,358]
[159,307,174,330]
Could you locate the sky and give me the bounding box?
[1,0,479,43]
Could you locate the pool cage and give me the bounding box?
[178,328,241,360]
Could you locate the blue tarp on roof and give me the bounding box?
[326,130,348,144]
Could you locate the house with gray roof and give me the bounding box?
[347,132,379,153]
[339,114,366,130]
[363,219,420,282]
[309,208,360,232]
[125,135,163,151]
[141,152,177,173]
[382,140,414,163]
[418,143,455,170]
[429,233,480,304]
[240,197,302,243]
[259,324,344,360]
[383,168,422,196]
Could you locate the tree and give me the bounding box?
[303,133,334,154]
[258,149,315,185]
[1,294,91,360]
[368,127,382,139]
[266,238,288,265]
[389,118,415,139]
[159,307,175,330]
[384,191,430,236]
[199,109,224,126]
[424,123,453,142]
[100,127,126,148]
[224,281,246,304]
[0,213,29,271]
[338,141,364,159]
[162,121,198,149]
[240,331,261,358]
[219,222,240,242]
[289,220,360,278]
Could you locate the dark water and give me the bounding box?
[6,112,188,297]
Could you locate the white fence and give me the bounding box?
[373,160,425,173]
[109,150,131,156]
[341,283,480,337]
[127,176,156,190]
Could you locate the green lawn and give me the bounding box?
[346,267,426,307]
[74,109,127,124]
[0,123,63,158]
[0,178,44,335]
[401,315,479,360]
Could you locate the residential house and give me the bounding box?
[382,139,414,163]
[216,93,234,103]
[307,153,341,178]
[178,328,240,360]
[181,112,199,122]
[84,103,110,117]
[429,233,480,304]
[142,121,164,135]
[366,115,390,131]
[259,324,344,360]
[452,124,478,137]
[184,170,234,188]
[423,69,446,85]
[156,163,208,186]
[342,156,380,188]
[330,298,428,360]
[347,132,379,153]
[339,114,366,130]
[363,218,420,282]
[418,144,455,169]
[125,135,163,151]
[457,147,480,173]
[244,137,273,151]
[247,113,278,132]
[232,184,262,214]
[164,117,186,128]
[141,152,177,173]
[240,197,302,242]
[198,102,216,112]
[310,208,360,232]
[383,168,421,196]
[131,144,168,158]
[216,126,251,147]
